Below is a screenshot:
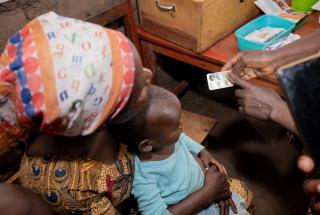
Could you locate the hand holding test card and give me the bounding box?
[207,71,234,90]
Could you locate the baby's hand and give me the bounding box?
[198,149,228,177]
[217,197,238,215]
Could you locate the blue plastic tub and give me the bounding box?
[235,15,295,50]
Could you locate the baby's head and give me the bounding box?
[110,85,183,154]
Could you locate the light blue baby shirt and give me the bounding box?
[131,133,205,215]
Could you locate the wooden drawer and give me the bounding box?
[138,0,259,53]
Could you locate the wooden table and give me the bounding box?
[138,11,320,94]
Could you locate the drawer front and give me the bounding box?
[138,0,200,49]
[138,0,259,52]
[200,0,259,51]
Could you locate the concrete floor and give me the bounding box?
[157,56,310,215]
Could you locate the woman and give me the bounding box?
[0,11,152,214]
[0,12,231,214]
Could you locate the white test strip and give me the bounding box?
[206,71,234,91]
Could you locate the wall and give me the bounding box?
[0,0,138,52]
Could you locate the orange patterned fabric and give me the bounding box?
[19,144,134,214]
[0,12,135,136]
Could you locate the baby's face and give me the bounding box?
[146,92,183,149]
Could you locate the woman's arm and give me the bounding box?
[222,30,320,80]
[168,166,230,215]
[272,30,320,68]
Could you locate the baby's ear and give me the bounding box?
[138,139,152,152]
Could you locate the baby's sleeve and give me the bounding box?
[180,133,204,155]
[132,166,171,215]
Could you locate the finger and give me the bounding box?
[242,68,258,80]
[224,200,229,215]
[219,201,226,215]
[222,54,242,71]
[220,165,228,177]
[237,98,244,106]
[235,89,245,98]
[214,162,227,176]
[303,179,320,195]
[298,155,315,174]
[228,72,253,89]
[202,157,210,169]
[229,198,238,214]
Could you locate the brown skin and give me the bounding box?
[222,31,320,132]
[0,43,153,214]
[136,86,236,215]
[0,184,54,215]
[228,73,297,134]
[298,155,320,214]
[222,30,320,80]
[223,30,320,212]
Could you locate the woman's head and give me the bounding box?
[109,42,152,125]
[0,12,152,136]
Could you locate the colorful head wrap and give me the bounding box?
[0,12,135,136]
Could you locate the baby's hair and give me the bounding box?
[109,86,172,153]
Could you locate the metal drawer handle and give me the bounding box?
[155,0,176,12]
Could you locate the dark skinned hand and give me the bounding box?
[198,149,228,176]
[222,50,278,80]
[218,198,238,215]
[204,165,230,202]
[228,72,284,120]
[298,155,320,214]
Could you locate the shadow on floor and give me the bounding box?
[158,56,310,215]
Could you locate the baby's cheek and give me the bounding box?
[194,155,205,173]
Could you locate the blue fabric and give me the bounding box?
[197,192,249,215]
[132,133,205,215]
[131,133,249,215]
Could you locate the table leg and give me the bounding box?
[140,40,159,85]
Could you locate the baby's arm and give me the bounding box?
[132,163,229,215]
[133,175,213,215]
[132,170,171,215]
[168,166,231,215]
[181,133,227,175]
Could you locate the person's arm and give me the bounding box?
[228,73,297,134]
[0,184,54,215]
[168,166,231,215]
[132,164,230,215]
[272,30,320,68]
[131,170,171,215]
[180,133,228,175]
[269,98,297,134]
[298,155,320,213]
[222,30,320,80]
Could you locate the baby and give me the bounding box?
[110,85,251,215]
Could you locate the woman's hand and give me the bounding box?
[228,72,284,120]
[222,50,279,80]
[228,73,297,133]
[218,198,238,215]
[198,149,227,176]
[204,166,230,202]
[298,155,320,214]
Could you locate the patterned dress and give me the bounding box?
[19,144,134,215]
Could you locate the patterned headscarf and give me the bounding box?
[0,12,135,136]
